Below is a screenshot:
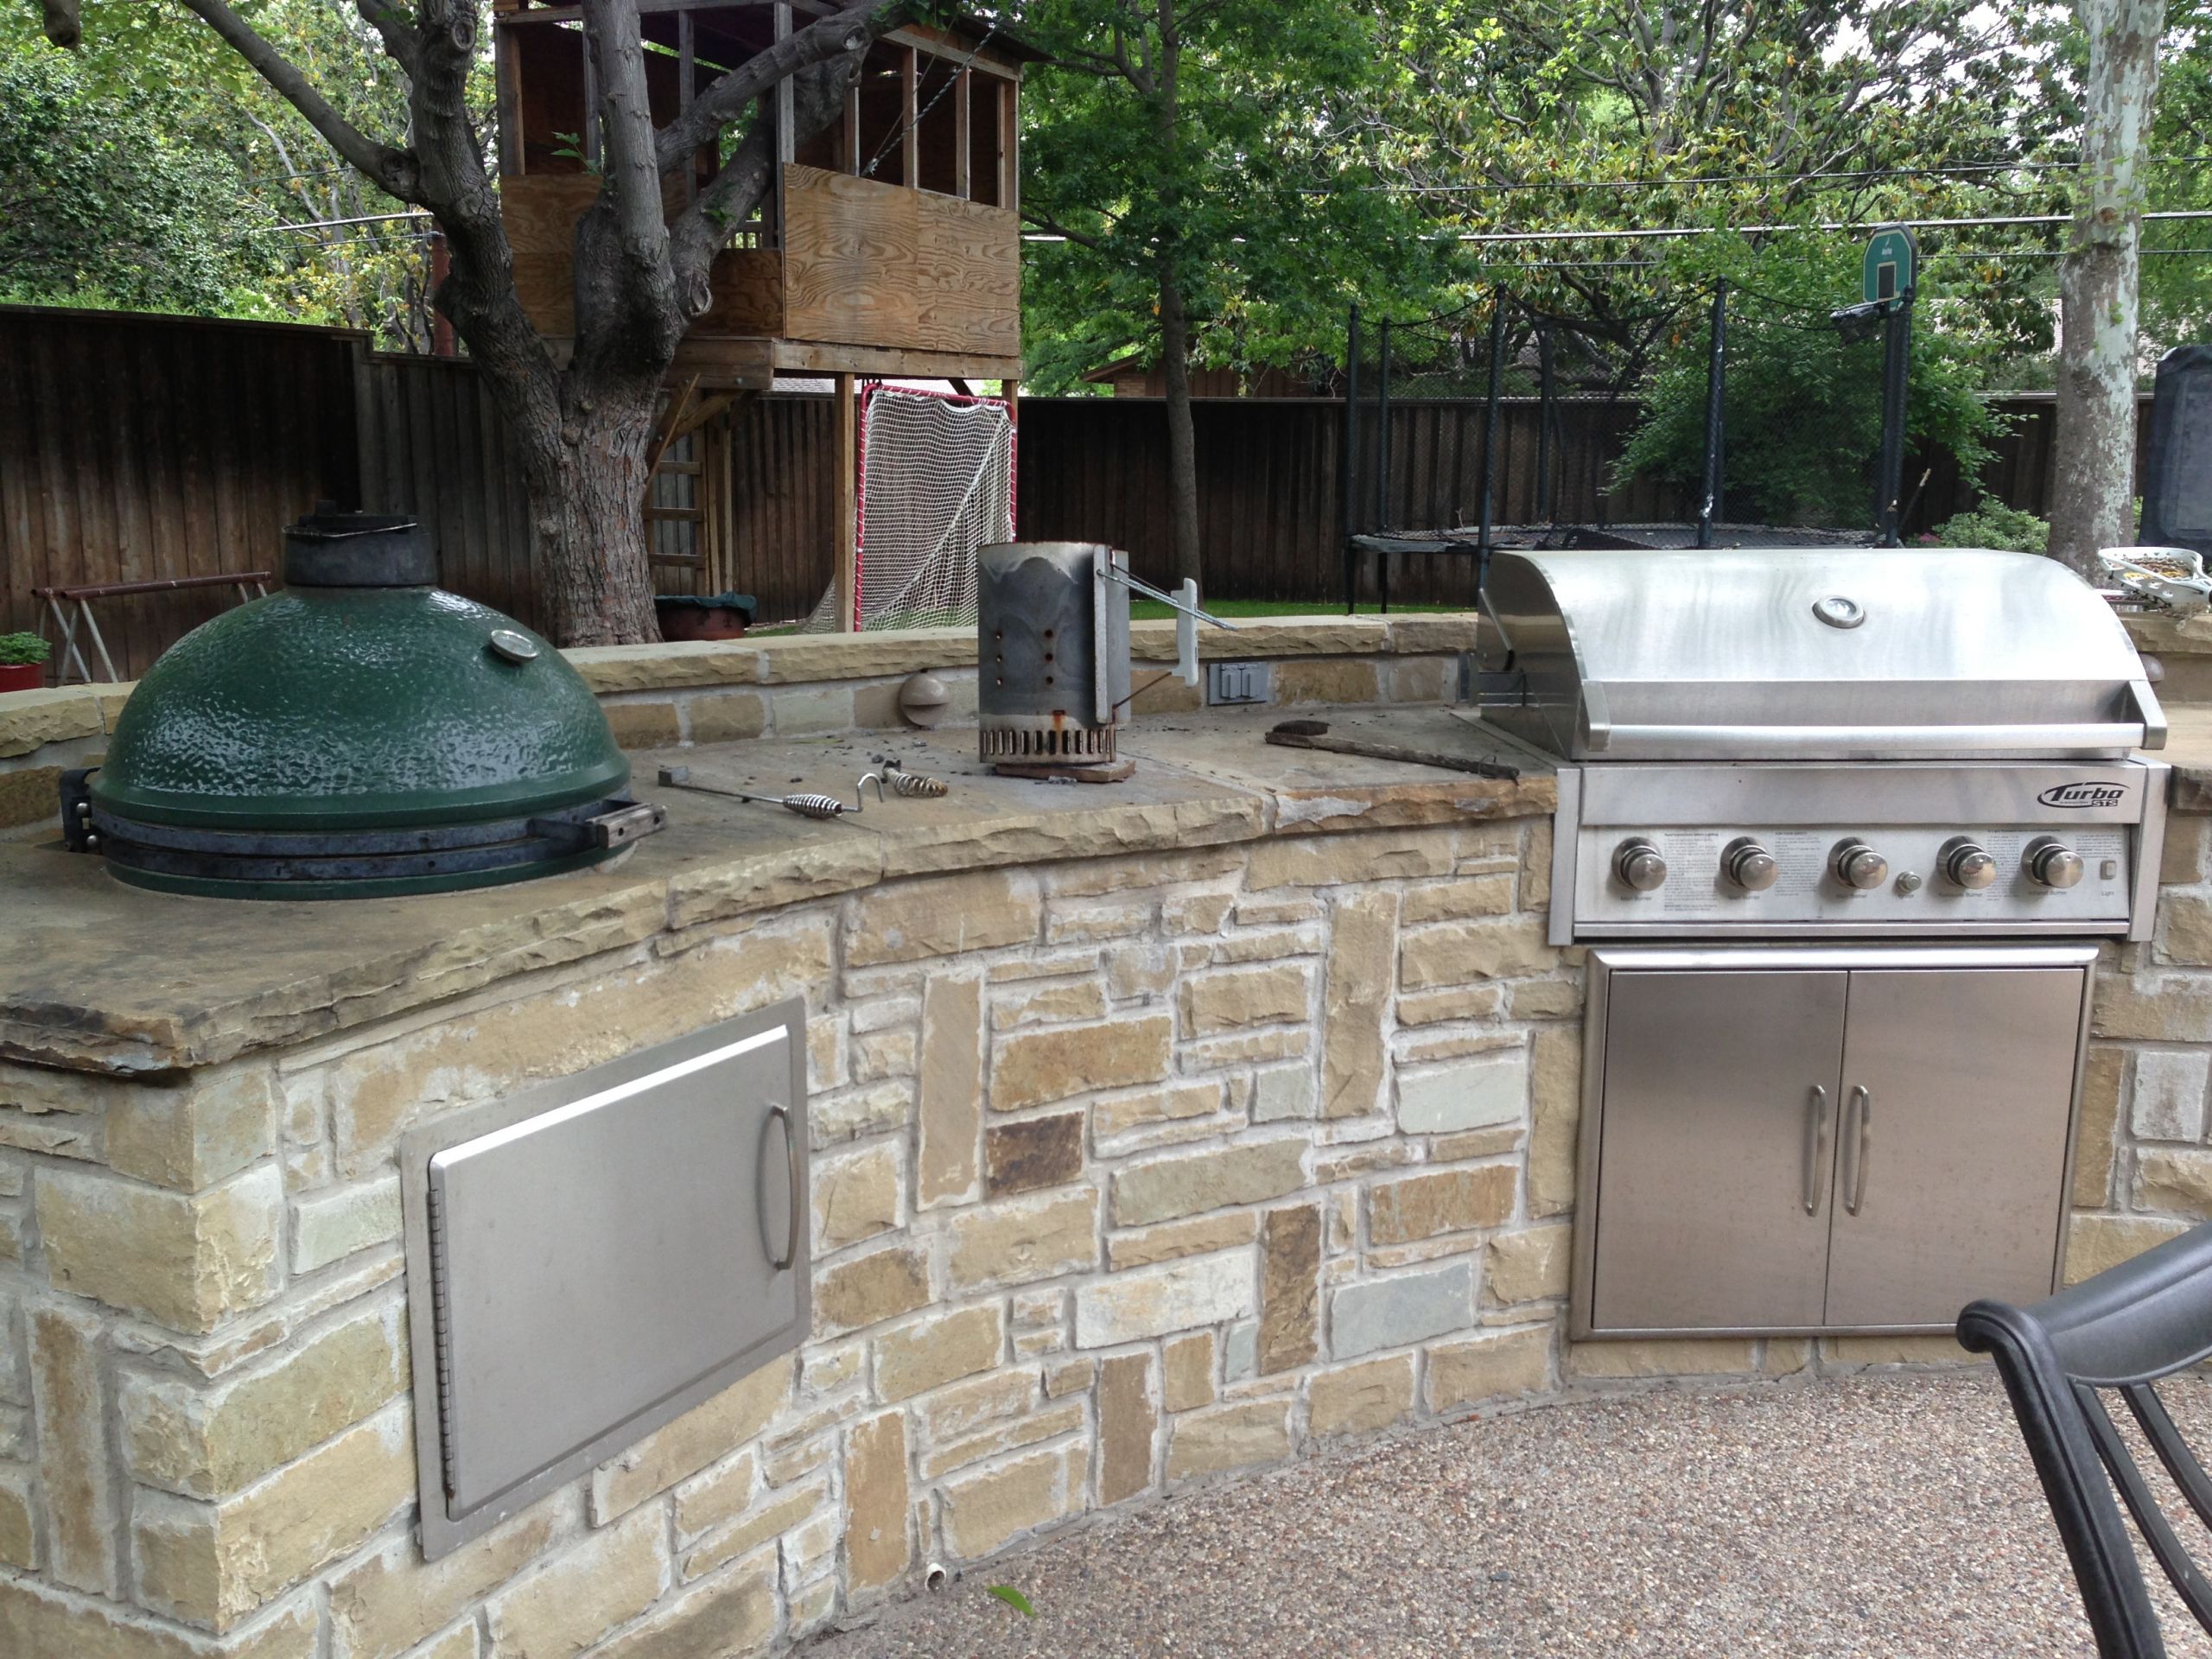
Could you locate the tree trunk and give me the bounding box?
[2050,0,2165,578]
[1158,265,1203,589]
[510,373,664,645]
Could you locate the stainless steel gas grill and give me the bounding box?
[1472,548,2171,1339]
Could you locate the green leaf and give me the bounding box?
[984,1585,1036,1618]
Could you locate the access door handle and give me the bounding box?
[763,1104,800,1271]
[1840,1085,1872,1216]
[1802,1084,1828,1216]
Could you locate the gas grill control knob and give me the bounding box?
[1833,840,1889,891]
[1614,838,1669,892]
[2026,837,2086,890]
[1940,837,1999,890]
[1722,837,1778,892]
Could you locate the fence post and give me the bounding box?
[1375,321,1392,613]
[1697,278,1728,550]
[1341,304,1359,614]
[1874,290,1913,546]
[1535,322,1554,526]
[1474,299,1507,602]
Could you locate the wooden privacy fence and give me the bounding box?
[0,304,2154,677]
[0,307,359,680]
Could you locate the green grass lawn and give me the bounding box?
[748,599,1471,634]
[1128,599,1469,620]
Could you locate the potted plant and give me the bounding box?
[0,632,48,694]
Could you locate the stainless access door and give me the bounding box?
[403,1001,807,1559]
[1589,970,1847,1332]
[1821,968,2088,1327]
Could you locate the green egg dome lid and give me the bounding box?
[77,512,656,899]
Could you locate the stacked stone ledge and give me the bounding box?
[4,798,2196,1657]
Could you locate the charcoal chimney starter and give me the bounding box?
[976,542,1133,769]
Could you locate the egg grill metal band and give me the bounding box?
[60,770,662,886]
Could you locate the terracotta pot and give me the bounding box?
[0,662,44,694]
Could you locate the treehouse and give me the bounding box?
[492,0,1032,391]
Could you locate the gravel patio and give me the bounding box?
[804,1370,2212,1659]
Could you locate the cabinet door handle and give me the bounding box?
[764,1104,800,1271]
[1841,1085,1872,1215]
[1802,1084,1828,1215]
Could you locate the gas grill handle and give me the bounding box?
[1802,1085,1828,1216]
[1841,1086,1872,1215]
[764,1104,800,1272]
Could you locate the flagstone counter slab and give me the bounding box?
[0,708,1552,1078]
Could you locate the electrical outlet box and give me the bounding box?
[1207,662,1270,706]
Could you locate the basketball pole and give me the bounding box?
[835,371,858,632]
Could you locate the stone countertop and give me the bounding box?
[2159,706,2212,809]
[0,706,1553,1077]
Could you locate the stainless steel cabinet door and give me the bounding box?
[1821,969,2084,1327]
[1591,970,1847,1332]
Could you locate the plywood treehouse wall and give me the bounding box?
[492,2,1027,389]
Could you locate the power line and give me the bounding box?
[1358,156,2210,194]
[1440,208,2212,245]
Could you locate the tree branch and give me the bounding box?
[172,0,419,201]
[654,0,890,174]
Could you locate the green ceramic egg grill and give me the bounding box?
[61,512,663,899]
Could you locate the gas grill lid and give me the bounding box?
[1476,547,2166,761]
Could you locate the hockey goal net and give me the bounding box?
[801,384,1015,632]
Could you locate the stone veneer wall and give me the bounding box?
[0,617,1477,839]
[6,806,2212,1658]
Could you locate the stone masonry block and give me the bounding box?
[133,1403,416,1633]
[1527,1026,1582,1218]
[36,1164,284,1333]
[1567,1339,1757,1381]
[1096,1351,1158,1505]
[985,1111,1085,1197]
[291,1175,402,1275]
[1329,1262,1475,1360]
[1075,1250,1255,1349]
[484,1504,669,1659]
[1307,1353,1417,1437]
[122,1302,407,1499]
[918,971,985,1209]
[1179,963,1313,1037]
[815,1244,931,1336]
[994,1014,1173,1111]
[941,1442,1084,1560]
[843,1410,911,1594]
[2132,1049,2210,1141]
[2139,1147,2212,1217]
[596,1552,776,1659]
[947,1188,1100,1290]
[1369,1166,1516,1245]
[103,1066,280,1192]
[1111,1138,1306,1227]
[2074,1046,2125,1208]
[327,1496,565,1659]
[0,1576,321,1659]
[874,1304,1004,1403]
[1427,1326,1552,1411]
[30,1300,117,1595]
[1246,829,1454,891]
[1486,1224,1572,1305]
[846,870,1040,967]
[1165,1400,1293,1481]
[1398,916,1557,991]
[1396,1052,1528,1136]
[2067,1214,2191,1284]
[589,1357,792,1525]
[1259,1203,1322,1375]
[1321,889,1396,1120]
[813,1140,902,1252]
